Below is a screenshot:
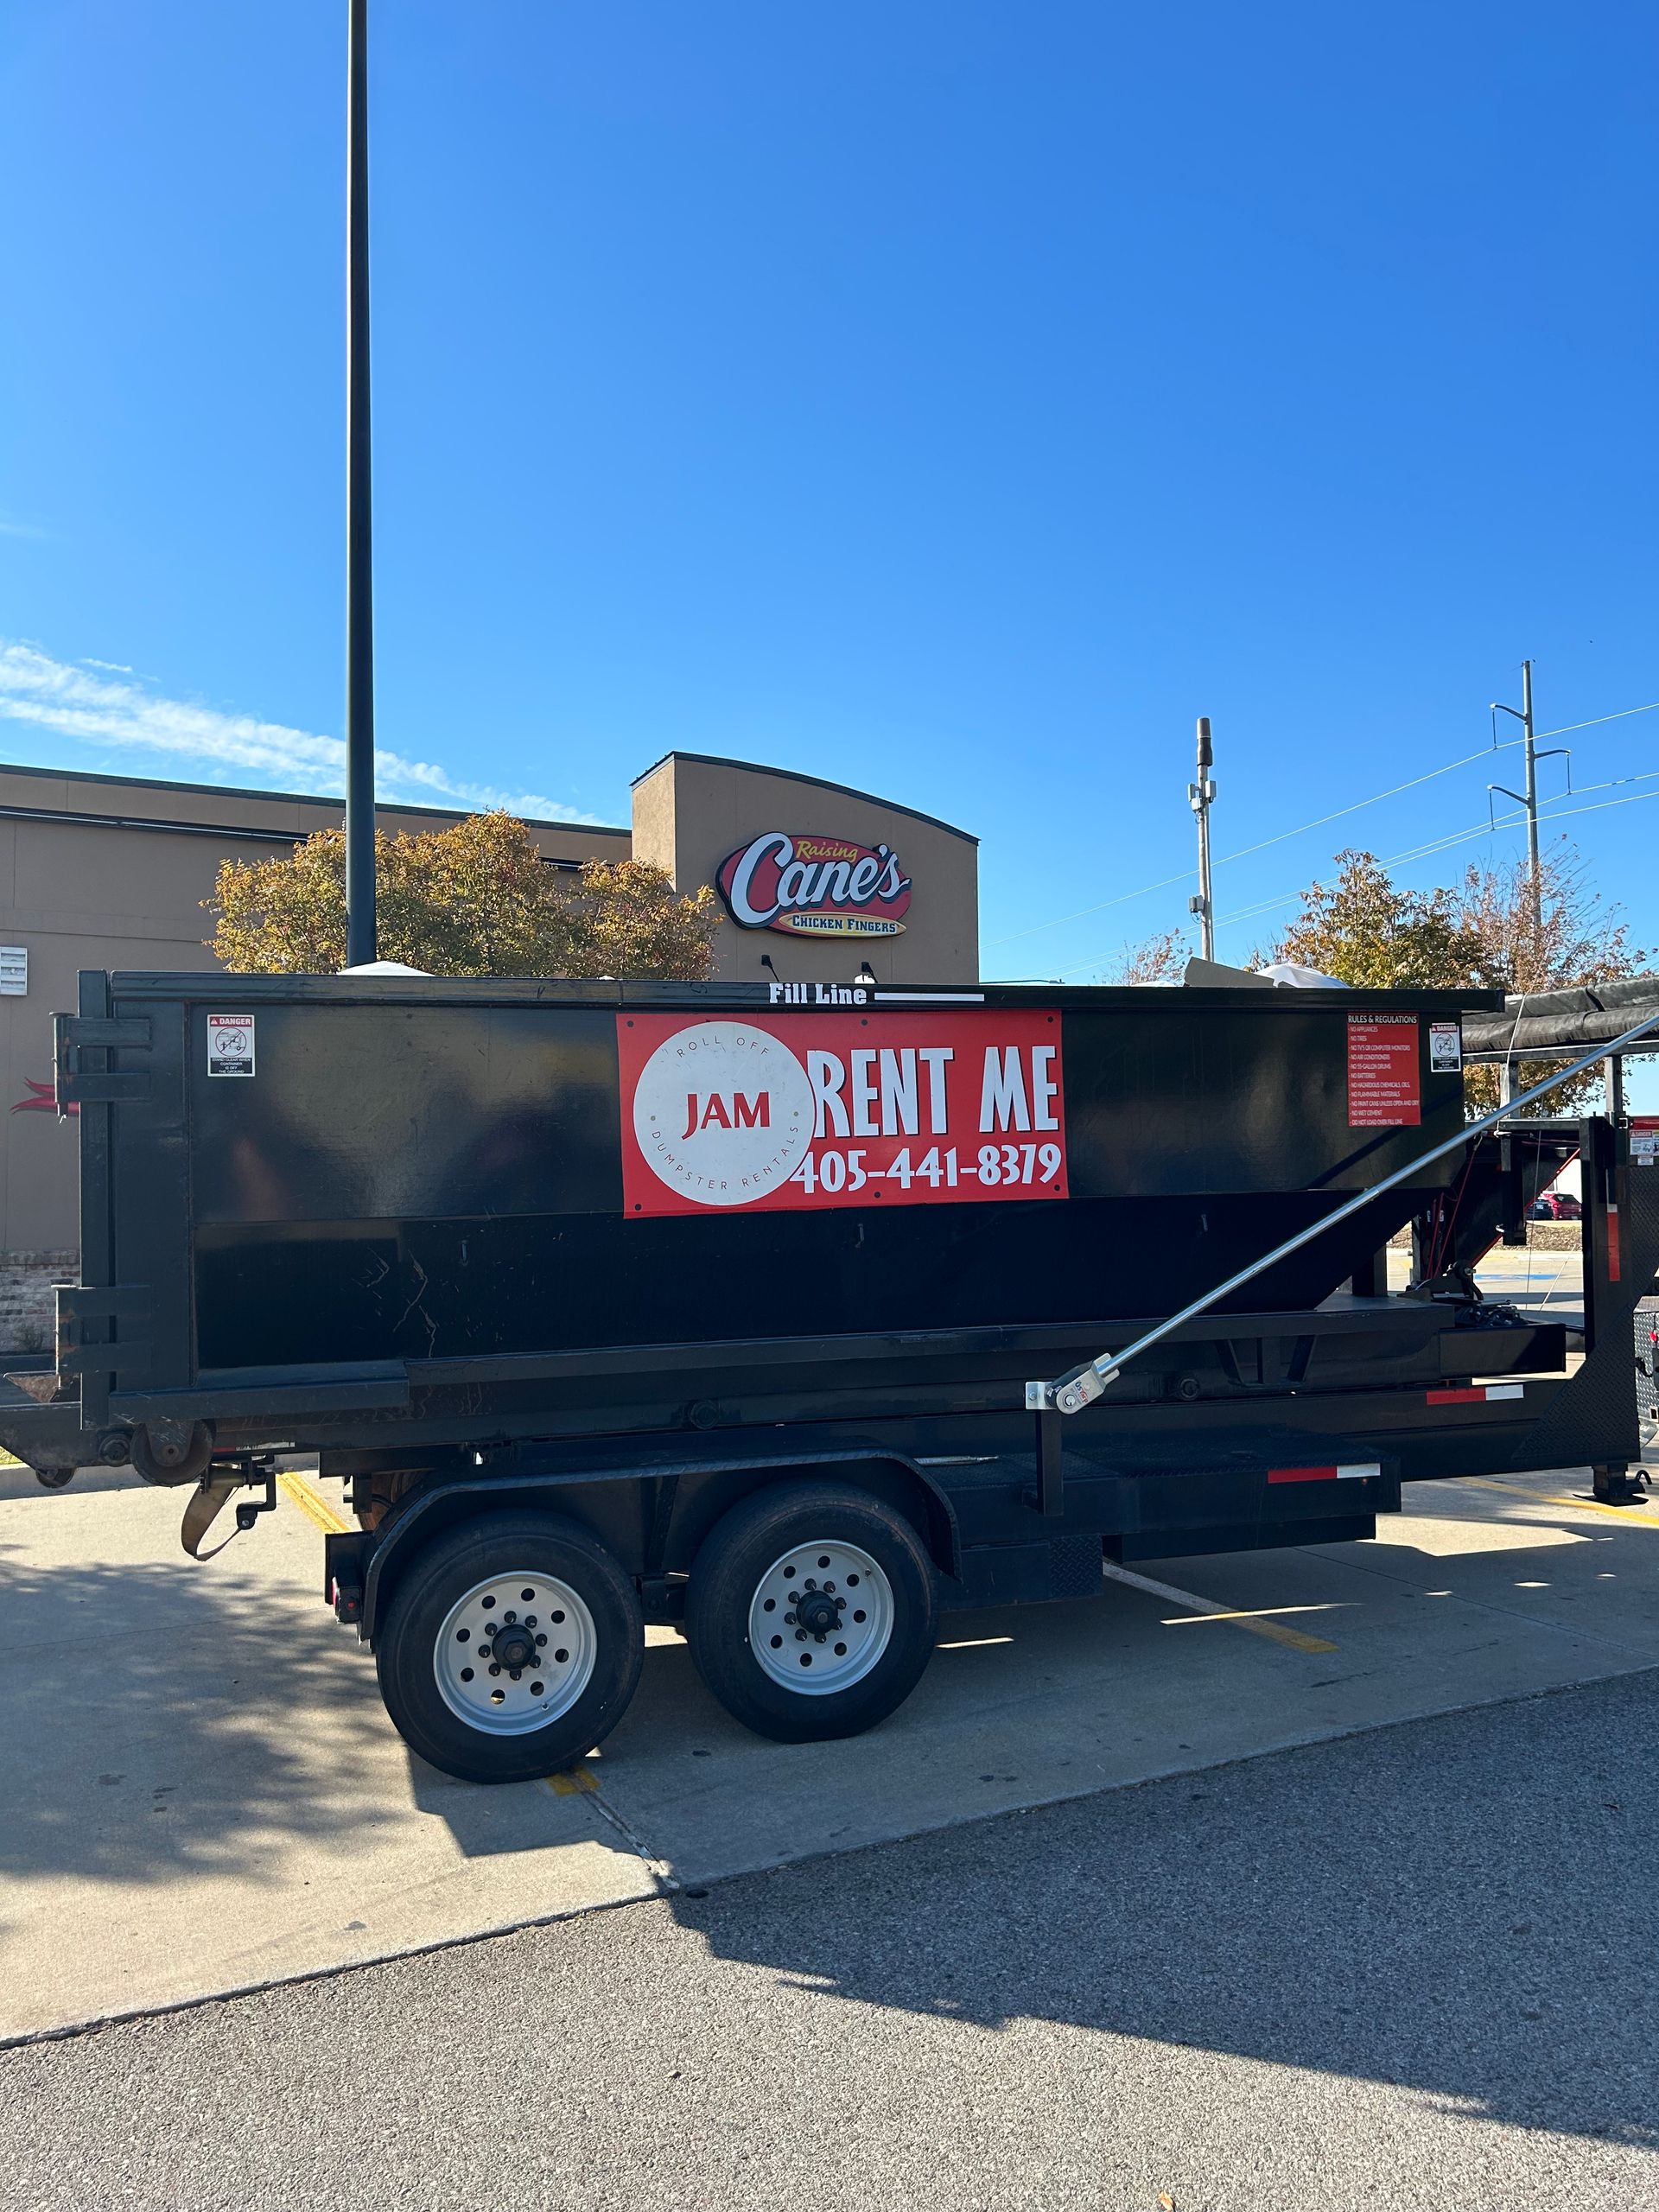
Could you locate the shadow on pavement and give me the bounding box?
[665,1663,1659,2149]
[0,1547,396,1887]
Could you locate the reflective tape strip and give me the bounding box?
[1268,1462,1382,1484]
[1427,1383,1526,1405]
[1608,1203,1622,1283]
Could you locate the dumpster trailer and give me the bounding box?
[3,970,1654,1783]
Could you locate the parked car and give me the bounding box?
[1528,1191,1582,1221]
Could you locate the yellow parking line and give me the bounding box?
[276,1469,352,1536]
[1161,1602,1348,1632]
[1103,1561,1340,1654]
[547,1764,599,1796]
[1465,1475,1659,1529]
[1205,1613,1339,1656]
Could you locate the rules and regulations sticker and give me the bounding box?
[1428,1020,1462,1073]
[616,1007,1067,1217]
[1347,1014,1421,1127]
[207,1013,256,1078]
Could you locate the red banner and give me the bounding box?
[617,1007,1067,1217]
[1347,1014,1421,1127]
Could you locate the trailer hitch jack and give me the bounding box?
[1592,1465,1652,1507]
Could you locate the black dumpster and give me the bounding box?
[29,967,1652,1787]
[68,972,1479,1392]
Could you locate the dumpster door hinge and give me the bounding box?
[55,1282,153,1426]
[53,1012,151,1109]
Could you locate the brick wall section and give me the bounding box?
[0,1251,76,1353]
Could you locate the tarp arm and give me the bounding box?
[1027,1006,1659,1416]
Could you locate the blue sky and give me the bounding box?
[3,4,1656,1014]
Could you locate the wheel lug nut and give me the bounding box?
[796,1630,806,1641]
[489,1663,501,1676]
[785,1612,796,1625]
[510,1669,522,1681]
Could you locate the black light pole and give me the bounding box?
[345,0,377,964]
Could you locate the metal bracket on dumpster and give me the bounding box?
[1025,1366,1115,1418]
[53,1012,151,1109]
[55,1282,153,1426]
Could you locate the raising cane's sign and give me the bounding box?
[617,1007,1067,1217]
[715,831,912,938]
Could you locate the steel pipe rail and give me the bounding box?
[1026,1005,1659,1417]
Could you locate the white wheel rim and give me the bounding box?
[434,1573,597,1736]
[748,1539,893,1694]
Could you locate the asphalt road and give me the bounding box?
[4,1668,1656,2212]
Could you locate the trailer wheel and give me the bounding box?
[375,1513,643,1784]
[685,1481,938,1744]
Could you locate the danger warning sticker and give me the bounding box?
[207,1013,256,1078]
[1347,1014,1420,1127]
[1428,1020,1462,1073]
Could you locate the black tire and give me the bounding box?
[375,1511,644,1783]
[685,1480,938,1744]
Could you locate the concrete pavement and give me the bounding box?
[3,1669,1656,2211]
[5,1441,1659,2044]
[1388,1240,1585,1315]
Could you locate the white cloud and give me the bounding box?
[0,642,596,823]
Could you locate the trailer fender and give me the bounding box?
[353,1452,961,1644]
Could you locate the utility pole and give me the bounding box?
[1188,716,1216,959]
[1490,660,1567,948]
[345,0,377,967]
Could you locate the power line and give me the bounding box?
[1030,777,1659,981]
[982,867,1195,950]
[984,735,1522,950]
[985,695,1659,970]
[1214,741,1522,870]
[1533,701,1659,741]
[1214,810,1529,929]
[1212,783,1659,937]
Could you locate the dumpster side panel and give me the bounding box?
[170,988,1467,1372]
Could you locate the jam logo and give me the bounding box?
[618,1007,1069,1218]
[716,831,912,938]
[628,1020,814,1207]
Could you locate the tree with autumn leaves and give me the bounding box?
[1266,843,1650,1111]
[206,810,721,980]
[1115,839,1652,1113]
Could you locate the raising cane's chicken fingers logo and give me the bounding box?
[716,831,912,938]
[618,1009,1067,1217]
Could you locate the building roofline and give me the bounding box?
[629,750,978,845]
[0,757,630,836]
[0,799,591,866]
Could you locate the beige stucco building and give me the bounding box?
[0,752,976,1335]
